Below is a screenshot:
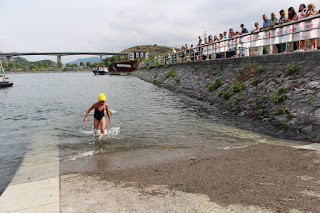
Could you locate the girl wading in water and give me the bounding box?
[84,93,111,135]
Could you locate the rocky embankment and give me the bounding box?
[133,51,320,142]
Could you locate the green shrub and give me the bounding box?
[270,88,288,103]
[274,109,285,116]
[156,63,164,68]
[285,64,300,75]
[231,81,246,92]
[206,79,225,91]
[257,66,264,73]
[175,78,181,84]
[251,77,261,86]
[221,91,232,100]
[165,69,176,79]
[234,96,243,105]
[211,71,218,76]
[153,79,161,87]
[154,73,158,79]
[237,60,263,81]
[281,122,289,130]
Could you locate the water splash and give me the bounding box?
[65,150,95,161]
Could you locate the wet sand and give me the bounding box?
[60,143,320,212]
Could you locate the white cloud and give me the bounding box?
[0,0,318,62]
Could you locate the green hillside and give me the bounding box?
[122,45,178,54]
[0,57,57,67]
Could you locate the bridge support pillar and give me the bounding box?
[5,56,11,64]
[57,55,62,66]
[100,55,102,63]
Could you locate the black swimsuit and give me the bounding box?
[94,103,105,121]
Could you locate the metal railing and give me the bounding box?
[141,14,320,68]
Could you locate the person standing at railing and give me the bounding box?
[185,44,190,62]
[259,14,270,54]
[239,24,249,57]
[260,14,270,30]
[251,22,263,56]
[217,34,225,58]
[298,4,307,50]
[298,4,307,18]
[276,10,288,53]
[181,45,186,63]
[287,7,299,51]
[304,3,319,50]
[227,29,236,58]
[269,12,279,54]
[208,35,214,60]
[223,32,228,39]
[203,37,209,60]
[190,45,195,61]
[240,24,248,34]
[197,36,204,61]
[172,48,176,64]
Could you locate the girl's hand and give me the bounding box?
[109,120,112,126]
[84,116,87,123]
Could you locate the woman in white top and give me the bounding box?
[304,3,319,49]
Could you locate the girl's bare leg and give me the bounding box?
[94,118,100,135]
[100,116,106,135]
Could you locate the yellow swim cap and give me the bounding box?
[98,93,106,101]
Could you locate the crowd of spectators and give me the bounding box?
[150,3,319,66]
[181,3,318,63]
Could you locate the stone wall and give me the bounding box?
[133,51,320,142]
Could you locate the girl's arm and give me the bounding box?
[84,103,96,123]
[105,104,112,126]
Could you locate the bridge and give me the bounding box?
[0,52,129,64]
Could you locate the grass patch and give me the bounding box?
[165,69,176,79]
[231,81,246,92]
[211,71,218,76]
[220,91,232,100]
[251,77,261,86]
[234,96,243,105]
[270,88,288,103]
[285,64,300,75]
[274,108,285,116]
[156,63,164,68]
[153,79,162,87]
[237,60,263,82]
[206,79,225,91]
[175,78,181,84]
[281,122,289,130]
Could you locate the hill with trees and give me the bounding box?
[104,45,179,66]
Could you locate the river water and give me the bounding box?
[0,72,302,195]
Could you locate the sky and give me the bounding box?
[0,0,317,62]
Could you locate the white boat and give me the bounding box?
[0,61,13,88]
[92,65,109,75]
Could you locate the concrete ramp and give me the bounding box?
[0,131,59,212]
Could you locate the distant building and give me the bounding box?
[129,51,149,61]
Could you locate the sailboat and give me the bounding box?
[0,61,13,88]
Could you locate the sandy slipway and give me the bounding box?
[59,52,320,212]
[60,143,320,212]
[133,51,320,142]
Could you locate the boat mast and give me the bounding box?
[0,60,6,82]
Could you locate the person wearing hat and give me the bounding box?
[84,93,111,135]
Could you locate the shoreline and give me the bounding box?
[133,52,320,142]
[6,69,92,74]
[60,143,320,212]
